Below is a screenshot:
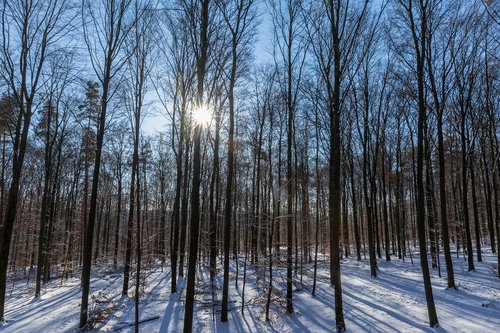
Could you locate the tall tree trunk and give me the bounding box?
[179,139,191,277]
[460,111,474,271]
[171,103,185,293]
[362,79,377,277]
[184,1,209,331]
[480,141,496,253]
[328,1,345,328]
[351,156,361,261]
[209,113,220,283]
[410,0,439,326]
[134,155,142,333]
[382,145,391,261]
[221,12,239,319]
[342,179,349,258]
[285,24,294,317]
[80,73,111,328]
[265,111,274,321]
[436,90,455,289]
[123,132,139,295]
[312,109,321,295]
[79,1,132,327]
[469,153,482,262]
[113,159,123,270]
[424,123,437,268]
[35,102,55,297]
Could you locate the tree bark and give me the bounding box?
[184,1,209,331]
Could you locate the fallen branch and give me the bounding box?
[112,315,160,331]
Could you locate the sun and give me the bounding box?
[193,104,211,127]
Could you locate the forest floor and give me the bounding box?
[1,250,499,333]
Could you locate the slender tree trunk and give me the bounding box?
[362,83,377,277]
[480,142,495,253]
[80,75,111,328]
[411,0,439,325]
[424,123,437,268]
[35,119,53,296]
[437,112,455,288]
[208,114,220,283]
[184,1,209,331]
[135,157,141,333]
[460,113,474,271]
[179,139,190,277]
[329,2,345,328]
[221,21,239,320]
[382,146,390,261]
[79,1,132,326]
[171,106,185,293]
[469,153,482,262]
[0,133,5,228]
[113,162,123,270]
[312,110,321,296]
[123,141,139,295]
[276,135,282,256]
[265,117,274,321]
[94,198,105,262]
[351,157,361,261]
[342,174,349,258]
[285,30,294,316]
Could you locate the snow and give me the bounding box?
[1,251,499,332]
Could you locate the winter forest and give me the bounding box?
[0,0,499,332]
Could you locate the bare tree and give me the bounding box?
[306,0,369,330]
[35,50,75,297]
[79,0,133,328]
[450,3,484,273]
[425,0,458,288]
[121,2,157,331]
[393,0,439,327]
[184,0,210,332]
[0,0,72,320]
[268,0,308,314]
[215,0,257,322]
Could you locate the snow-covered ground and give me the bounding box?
[1,251,499,332]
